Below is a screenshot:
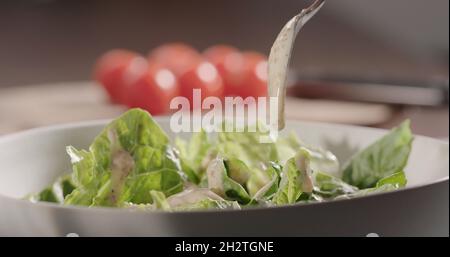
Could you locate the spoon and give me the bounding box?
[268,0,325,131]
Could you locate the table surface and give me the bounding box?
[0,81,448,139]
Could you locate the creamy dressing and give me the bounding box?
[268,0,325,131]
[110,149,134,203]
[200,149,217,171]
[167,188,224,207]
[206,158,226,196]
[107,129,135,204]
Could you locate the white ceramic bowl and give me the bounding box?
[0,118,448,236]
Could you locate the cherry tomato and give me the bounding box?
[236,51,268,98]
[127,62,179,115]
[203,45,245,96]
[149,43,202,76]
[94,49,146,104]
[121,56,150,105]
[178,61,224,108]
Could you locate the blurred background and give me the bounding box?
[0,0,448,137]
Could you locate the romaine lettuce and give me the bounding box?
[206,158,251,204]
[272,148,314,204]
[65,109,184,207]
[32,108,414,211]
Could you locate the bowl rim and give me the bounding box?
[0,117,448,215]
[1,179,448,216]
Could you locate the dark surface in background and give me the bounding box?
[1,0,447,87]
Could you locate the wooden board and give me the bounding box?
[0,81,394,135]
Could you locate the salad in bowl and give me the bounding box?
[30,108,413,211]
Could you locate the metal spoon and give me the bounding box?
[268,0,325,131]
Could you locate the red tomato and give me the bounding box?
[128,62,179,115]
[149,43,202,76]
[237,51,268,98]
[94,49,146,104]
[203,45,245,96]
[121,56,150,105]
[178,61,224,108]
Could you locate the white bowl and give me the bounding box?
[0,118,448,236]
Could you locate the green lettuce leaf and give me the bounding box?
[313,171,357,198]
[205,158,251,204]
[149,190,172,211]
[33,188,58,203]
[275,132,301,165]
[214,124,284,199]
[247,162,281,200]
[121,168,183,204]
[376,171,407,188]
[224,158,251,186]
[64,147,97,206]
[30,174,76,203]
[276,132,340,175]
[64,108,184,207]
[175,130,212,184]
[217,123,278,169]
[272,148,314,205]
[338,171,407,199]
[343,120,413,188]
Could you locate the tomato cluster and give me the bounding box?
[94,43,268,115]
